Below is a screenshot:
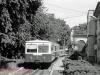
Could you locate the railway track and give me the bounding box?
[8,57,59,75]
[14,64,53,75]
[29,69,43,75]
[22,59,56,75]
[21,68,44,75]
[7,63,54,75]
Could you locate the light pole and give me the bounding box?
[90,16,98,20]
[90,15,100,21]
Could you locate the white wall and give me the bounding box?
[74,37,87,43]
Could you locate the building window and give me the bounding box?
[99,39,100,50]
[98,14,100,27]
[97,20,100,28]
[97,39,99,51]
[99,20,100,27]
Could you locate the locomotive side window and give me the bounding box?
[51,45,55,51]
[27,44,37,53]
[38,44,49,53]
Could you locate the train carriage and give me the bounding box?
[24,39,60,65]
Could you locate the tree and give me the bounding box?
[73,23,87,34]
[31,8,71,46]
[0,0,42,58]
[0,0,71,58]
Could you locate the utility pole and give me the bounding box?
[0,51,1,68]
[63,37,66,50]
[63,37,66,54]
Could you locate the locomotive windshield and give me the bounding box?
[38,44,49,53]
[27,44,37,53]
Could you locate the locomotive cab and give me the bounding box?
[25,40,53,64]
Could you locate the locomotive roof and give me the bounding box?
[26,39,51,43]
[26,39,59,46]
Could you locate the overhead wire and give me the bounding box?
[61,14,87,19]
[44,2,87,14]
[43,2,87,19]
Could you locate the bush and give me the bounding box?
[7,62,18,69]
[0,60,18,69]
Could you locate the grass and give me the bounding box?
[0,59,25,69]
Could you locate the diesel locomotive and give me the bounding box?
[24,39,60,65]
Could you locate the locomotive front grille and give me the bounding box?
[25,54,42,62]
[31,55,42,62]
[25,54,52,63]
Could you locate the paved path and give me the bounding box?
[52,70,64,75]
[53,57,65,70]
[52,57,65,75]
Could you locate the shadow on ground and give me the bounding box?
[18,57,58,69]
[17,62,51,70]
[0,58,57,70]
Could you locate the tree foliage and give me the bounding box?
[73,23,87,34]
[0,0,41,58]
[0,0,71,58]
[31,8,71,46]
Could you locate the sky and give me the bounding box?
[43,0,100,28]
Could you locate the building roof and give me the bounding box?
[73,33,87,37]
[94,2,100,17]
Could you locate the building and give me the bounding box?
[73,34,87,43]
[87,10,96,62]
[70,29,87,51]
[93,2,100,63]
[73,33,87,51]
[86,2,100,63]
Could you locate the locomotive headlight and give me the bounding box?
[43,57,45,59]
[30,57,32,62]
[30,57,32,59]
